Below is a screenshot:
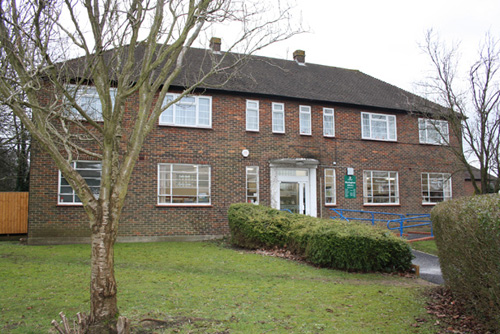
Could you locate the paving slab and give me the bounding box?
[412,250,444,285]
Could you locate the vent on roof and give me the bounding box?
[293,50,306,65]
[210,37,221,54]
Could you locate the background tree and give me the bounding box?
[0,0,299,332]
[420,30,500,194]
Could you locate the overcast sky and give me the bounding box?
[251,0,500,93]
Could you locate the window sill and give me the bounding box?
[422,203,437,206]
[361,138,397,143]
[57,203,83,207]
[272,132,286,135]
[363,203,401,207]
[300,133,312,136]
[158,124,212,130]
[246,129,259,133]
[323,135,335,138]
[419,142,448,146]
[156,204,213,208]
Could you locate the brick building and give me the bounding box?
[27,41,464,244]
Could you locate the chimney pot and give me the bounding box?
[210,37,221,53]
[293,50,306,65]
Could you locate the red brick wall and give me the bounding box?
[28,91,466,242]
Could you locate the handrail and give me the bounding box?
[330,208,405,226]
[387,214,432,237]
[330,208,432,238]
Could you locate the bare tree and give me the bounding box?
[0,0,299,332]
[420,30,500,194]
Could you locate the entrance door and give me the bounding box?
[279,182,308,214]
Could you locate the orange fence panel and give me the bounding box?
[0,192,29,234]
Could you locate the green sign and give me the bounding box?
[344,175,356,199]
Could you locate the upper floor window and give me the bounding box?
[159,94,212,128]
[421,172,452,204]
[246,166,259,204]
[323,108,335,137]
[324,169,336,205]
[363,170,399,205]
[246,100,259,132]
[158,163,211,205]
[58,161,102,205]
[299,105,311,135]
[361,112,397,141]
[272,102,285,133]
[419,118,449,145]
[67,84,116,122]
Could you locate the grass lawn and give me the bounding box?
[0,241,437,333]
[410,240,438,256]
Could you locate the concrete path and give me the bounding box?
[411,250,444,285]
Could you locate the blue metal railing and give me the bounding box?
[387,214,432,237]
[329,208,405,226]
[280,208,293,213]
[329,208,432,238]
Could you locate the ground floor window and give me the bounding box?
[421,172,452,204]
[246,166,259,204]
[363,170,399,204]
[324,169,336,205]
[58,161,102,204]
[158,163,211,205]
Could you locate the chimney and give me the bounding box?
[293,50,306,65]
[210,37,221,53]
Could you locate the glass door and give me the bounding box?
[280,182,307,214]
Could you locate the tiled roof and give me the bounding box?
[61,44,443,114]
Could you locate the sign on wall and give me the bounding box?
[344,175,356,199]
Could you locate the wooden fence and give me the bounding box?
[0,192,29,234]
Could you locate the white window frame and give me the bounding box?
[246,166,259,204]
[323,108,335,137]
[419,118,449,145]
[299,105,311,135]
[246,100,259,132]
[58,161,102,205]
[363,170,399,205]
[157,163,211,205]
[361,112,397,141]
[421,172,452,204]
[66,84,116,122]
[272,102,285,133]
[159,93,212,128]
[324,168,336,205]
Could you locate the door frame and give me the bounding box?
[270,159,318,217]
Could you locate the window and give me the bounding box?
[272,102,285,133]
[299,105,311,135]
[67,84,116,121]
[361,112,397,141]
[363,170,399,204]
[421,173,452,204]
[246,166,259,204]
[159,94,212,128]
[324,169,336,205]
[419,118,449,145]
[246,100,259,131]
[323,108,335,137]
[158,164,211,205]
[58,161,102,205]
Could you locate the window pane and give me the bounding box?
[158,164,210,204]
[246,166,259,204]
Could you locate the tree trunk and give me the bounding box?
[88,215,118,334]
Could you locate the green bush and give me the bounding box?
[432,194,500,332]
[228,203,412,272]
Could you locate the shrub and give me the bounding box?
[432,194,500,332]
[228,203,413,272]
[227,203,296,249]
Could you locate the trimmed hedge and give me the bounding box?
[432,194,500,332]
[228,203,412,272]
